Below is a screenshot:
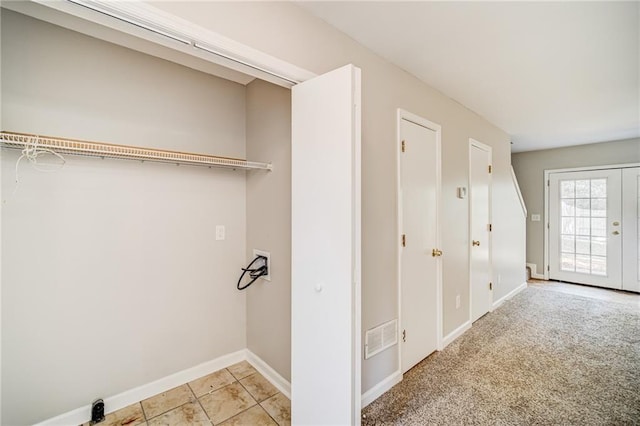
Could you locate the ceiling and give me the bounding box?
[297,1,639,153]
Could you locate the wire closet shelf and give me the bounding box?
[0,131,272,171]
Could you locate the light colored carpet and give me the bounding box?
[362,286,640,425]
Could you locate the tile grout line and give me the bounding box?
[236,371,282,425]
[188,382,215,425]
[259,394,285,426]
[139,401,149,425]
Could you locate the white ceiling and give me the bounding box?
[297,1,639,153]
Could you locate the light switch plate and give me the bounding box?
[531,214,541,222]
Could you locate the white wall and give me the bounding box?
[150,1,526,392]
[1,11,248,424]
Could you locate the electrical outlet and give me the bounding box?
[253,249,271,282]
[456,294,461,309]
[216,225,225,240]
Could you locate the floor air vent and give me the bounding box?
[365,319,398,359]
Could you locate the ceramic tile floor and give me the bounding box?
[83,361,290,426]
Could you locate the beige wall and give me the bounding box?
[245,79,292,381]
[512,138,640,274]
[1,11,248,424]
[151,1,525,391]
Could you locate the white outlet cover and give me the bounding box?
[215,225,225,240]
[253,249,271,282]
[531,214,541,222]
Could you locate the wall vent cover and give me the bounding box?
[365,319,398,359]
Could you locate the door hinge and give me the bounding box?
[488,224,492,232]
[547,180,550,186]
[402,234,406,247]
[489,282,493,290]
[547,265,550,272]
[401,140,406,153]
[402,329,406,342]
[488,165,492,174]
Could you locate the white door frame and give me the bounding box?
[396,108,443,378]
[543,163,640,280]
[468,139,493,320]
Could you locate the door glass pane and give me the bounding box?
[576,199,590,216]
[575,254,591,274]
[591,199,606,217]
[575,236,590,254]
[562,217,575,234]
[556,176,608,277]
[561,235,575,253]
[561,181,575,198]
[591,179,607,197]
[576,218,590,235]
[561,199,575,216]
[591,237,607,256]
[591,218,606,237]
[561,253,575,271]
[576,180,590,198]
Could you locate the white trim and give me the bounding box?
[246,350,291,399]
[442,321,472,349]
[511,166,527,218]
[492,282,527,310]
[468,139,493,322]
[396,109,443,377]
[30,0,317,88]
[526,263,545,280]
[360,370,402,408]
[34,350,246,426]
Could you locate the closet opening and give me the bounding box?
[1,3,361,425]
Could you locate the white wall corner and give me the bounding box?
[526,263,545,280]
[442,321,472,349]
[34,350,246,426]
[246,350,291,399]
[360,370,402,408]
[492,282,528,310]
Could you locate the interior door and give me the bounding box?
[622,167,640,292]
[291,64,361,426]
[470,140,492,322]
[400,117,440,374]
[549,169,622,288]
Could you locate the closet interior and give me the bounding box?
[1,6,292,424]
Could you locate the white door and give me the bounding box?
[469,140,492,322]
[622,167,640,292]
[399,116,440,374]
[549,169,622,288]
[291,64,361,426]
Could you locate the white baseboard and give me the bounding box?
[526,263,545,280]
[35,350,246,426]
[361,370,402,408]
[492,282,527,310]
[442,320,471,349]
[245,350,291,399]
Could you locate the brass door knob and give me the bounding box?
[432,248,443,257]
[612,230,620,235]
[472,240,480,246]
